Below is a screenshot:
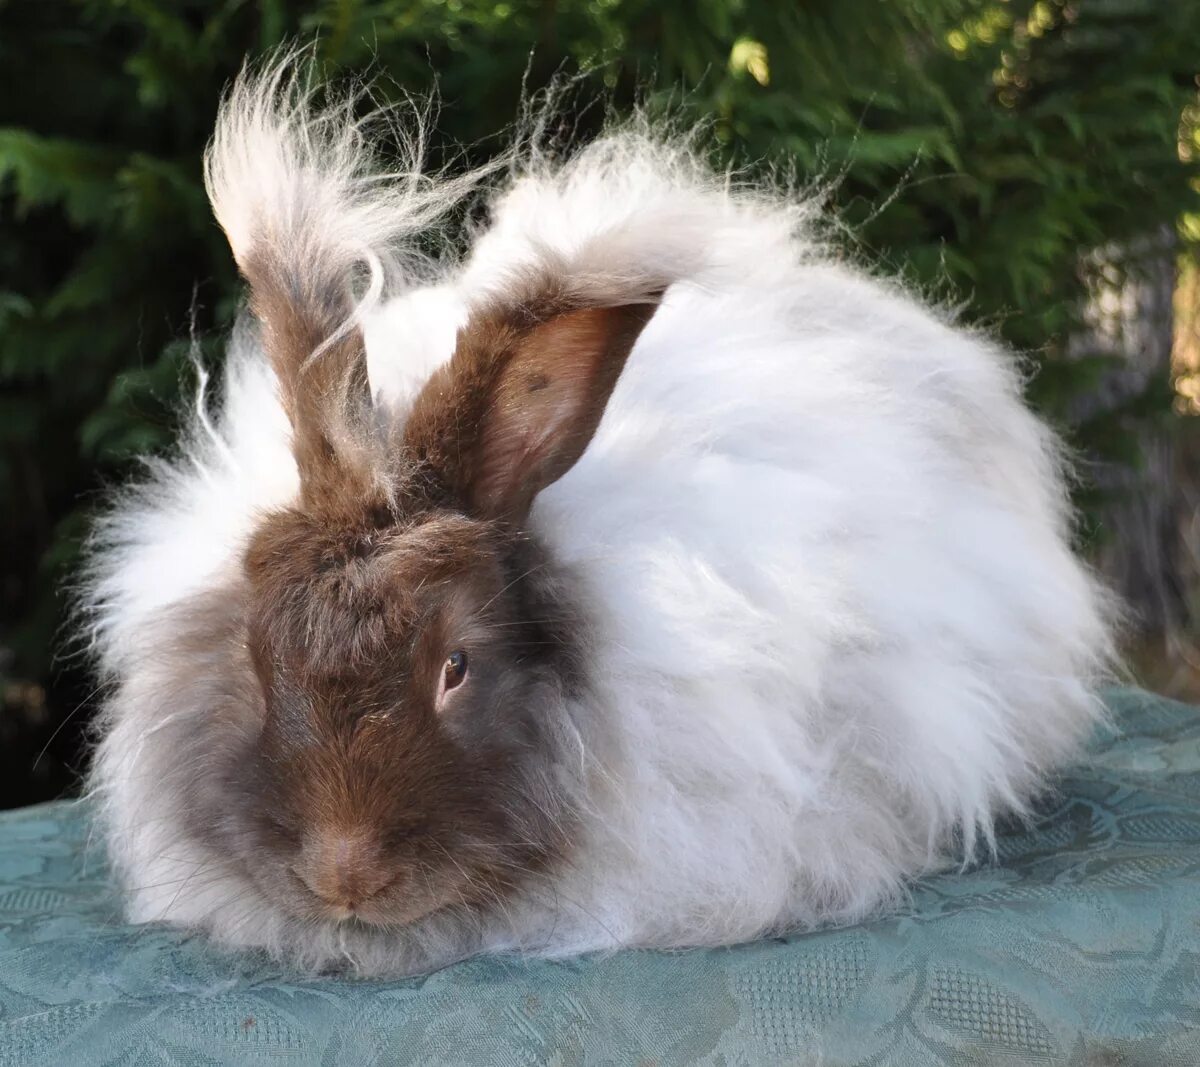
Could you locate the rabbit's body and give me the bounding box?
[83,61,1112,975]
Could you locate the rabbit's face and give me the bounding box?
[204,499,580,928]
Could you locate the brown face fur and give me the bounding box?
[177,261,657,930]
[223,505,580,927]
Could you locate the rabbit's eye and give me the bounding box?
[443,651,468,690]
[435,651,469,712]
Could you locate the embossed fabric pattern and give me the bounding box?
[0,688,1196,1065]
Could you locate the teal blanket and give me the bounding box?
[0,689,1197,1065]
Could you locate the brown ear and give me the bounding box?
[241,250,377,510]
[403,301,657,522]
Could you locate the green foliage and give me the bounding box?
[0,0,1197,799]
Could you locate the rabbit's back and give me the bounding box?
[420,138,1114,951]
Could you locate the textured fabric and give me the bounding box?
[0,688,1197,1066]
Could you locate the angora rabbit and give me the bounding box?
[83,56,1114,976]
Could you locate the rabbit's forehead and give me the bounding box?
[248,506,495,587]
[243,507,509,674]
[372,516,511,608]
[378,513,494,569]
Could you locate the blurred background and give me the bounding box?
[1,0,1198,810]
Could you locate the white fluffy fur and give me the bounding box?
[83,57,1115,974]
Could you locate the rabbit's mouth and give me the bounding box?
[288,862,401,925]
[280,843,503,930]
[308,887,437,929]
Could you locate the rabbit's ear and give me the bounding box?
[403,301,657,522]
[205,57,393,512]
[247,262,375,505]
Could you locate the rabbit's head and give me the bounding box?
[185,266,657,927]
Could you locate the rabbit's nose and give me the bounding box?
[295,829,394,912]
